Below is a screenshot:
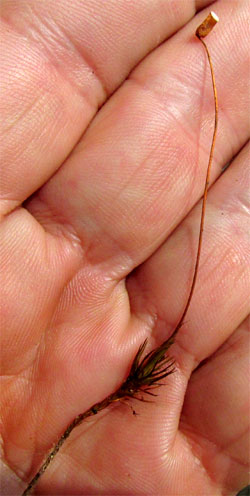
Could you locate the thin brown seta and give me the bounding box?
[22,12,219,495]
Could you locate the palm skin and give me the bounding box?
[0,0,249,495]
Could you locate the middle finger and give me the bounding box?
[28,0,249,279]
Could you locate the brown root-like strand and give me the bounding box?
[22,341,175,495]
[22,13,219,496]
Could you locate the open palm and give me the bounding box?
[1,1,249,495]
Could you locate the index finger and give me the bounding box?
[0,0,211,215]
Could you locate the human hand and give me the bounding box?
[1,1,249,494]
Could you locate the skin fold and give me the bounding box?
[0,0,249,494]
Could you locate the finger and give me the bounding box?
[0,207,80,374]
[181,316,250,494]
[30,0,250,278]
[0,0,208,215]
[127,141,250,368]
